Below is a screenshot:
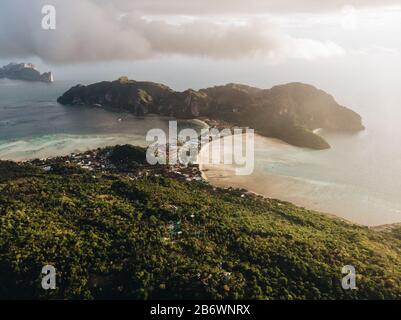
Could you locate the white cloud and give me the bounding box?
[341,5,359,30]
[102,0,401,15]
[0,0,348,64]
[351,46,399,56]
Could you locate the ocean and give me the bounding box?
[0,79,204,161]
[201,122,401,227]
[1,79,401,226]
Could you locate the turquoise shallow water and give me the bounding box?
[0,133,150,161]
[2,79,401,226]
[202,128,401,227]
[0,79,205,160]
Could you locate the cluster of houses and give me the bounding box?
[27,147,206,184]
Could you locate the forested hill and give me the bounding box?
[0,146,400,300]
[57,79,364,150]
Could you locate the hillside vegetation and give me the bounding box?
[57,79,365,150]
[0,146,400,300]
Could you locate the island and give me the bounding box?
[57,77,364,150]
[0,62,54,83]
[0,144,400,299]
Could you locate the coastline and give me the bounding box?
[0,133,398,230]
[3,143,401,299]
[0,119,398,229]
[197,132,401,228]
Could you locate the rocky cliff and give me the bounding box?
[57,78,364,149]
[0,63,54,83]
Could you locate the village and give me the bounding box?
[26,145,206,184]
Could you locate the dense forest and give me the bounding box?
[0,146,400,299]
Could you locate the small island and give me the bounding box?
[0,62,54,83]
[57,77,364,150]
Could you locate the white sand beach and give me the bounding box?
[198,132,401,227]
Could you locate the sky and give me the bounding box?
[1,0,401,117]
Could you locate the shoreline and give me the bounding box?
[197,133,356,225]
[0,122,398,229]
[1,137,398,230]
[197,133,400,229]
